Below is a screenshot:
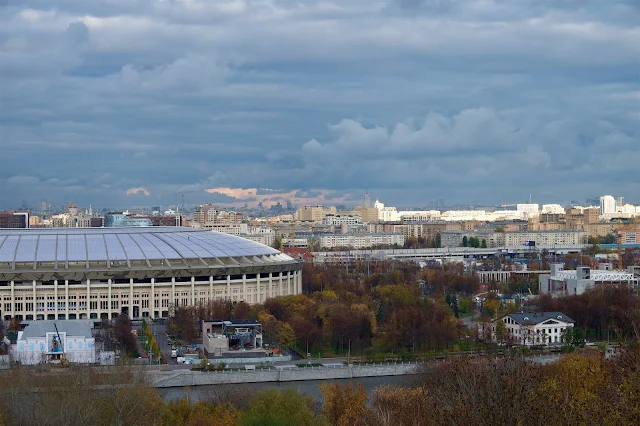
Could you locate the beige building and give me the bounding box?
[296,205,337,222]
[354,207,379,223]
[194,204,243,226]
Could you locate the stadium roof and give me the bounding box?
[0,227,288,267]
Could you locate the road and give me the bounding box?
[149,321,174,364]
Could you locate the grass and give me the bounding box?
[458,311,474,319]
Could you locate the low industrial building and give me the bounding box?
[539,264,640,296]
[492,312,575,346]
[12,320,96,365]
[202,319,264,357]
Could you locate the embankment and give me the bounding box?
[149,362,420,388]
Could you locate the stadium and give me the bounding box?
[0,227,303,321]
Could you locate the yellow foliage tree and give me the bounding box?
[320,382,368,426]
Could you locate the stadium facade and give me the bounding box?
[0,228,303,321]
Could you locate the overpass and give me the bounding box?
[312,245,586,262]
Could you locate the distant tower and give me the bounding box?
[363,191,372,208]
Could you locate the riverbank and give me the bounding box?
[149,362,420,388]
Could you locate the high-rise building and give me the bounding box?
[600,195,617,215]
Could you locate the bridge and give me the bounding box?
[312,245,586,262]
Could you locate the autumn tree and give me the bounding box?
[239,389,325,426]
[320,382,368,426]
[494,319,507,343]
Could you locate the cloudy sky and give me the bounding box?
[1,0,639,209]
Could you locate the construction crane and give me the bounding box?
[53,322,69,367]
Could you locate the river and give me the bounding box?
[157,374,416,403]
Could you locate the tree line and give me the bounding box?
[168,262,478,357]
[1,344,639,425]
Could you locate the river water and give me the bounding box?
[157,354,562,403]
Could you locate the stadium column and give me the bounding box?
[150,278,155,318]
[279,272,283,297]
[256,273,261,303]
[54,280,58,318]
[87,279,91,318]
[65,280,69,319]
[108,279,112,320]
[227,275,231,301]
[171,278,176,310]
[268,273,273,299]
[10,280,15,318]
[287,272,291,296]
[129,279,134,319]
[32,280,37,319]
[297,270,302,295]
[209,276,214,301]
[191,276,195,307]
[242,274,247,303]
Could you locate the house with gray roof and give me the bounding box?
[492,312,575,346]
[12,320,96,365]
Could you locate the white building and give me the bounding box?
[12,320,96,365]
[516,204,540,219]
[503,230,586,247]
[323,215,363,226]
[541,204,565,215]
[319,233,405,249]
[600,195,617,215]
[492,312,575,346]
[399,211,442,222]
[374,200,400,222]
[241,226,275,247]
[539,264,640,296]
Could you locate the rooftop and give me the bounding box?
[502,312,575,325]
[19,320,94,339]
[0,227,289,267]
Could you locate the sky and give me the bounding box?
[1,0,639,209]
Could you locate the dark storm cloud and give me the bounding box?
[0,0,638,209]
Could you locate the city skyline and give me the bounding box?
[2,1,639,207]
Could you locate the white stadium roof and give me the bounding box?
[0,227,284,265]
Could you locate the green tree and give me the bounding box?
[240,389,325,426]
[272,235,283,250]
[462,236,468,247]
[571,327,586,348]
[435,233,442,248]
[481,239,487,249]
[495,320,507,343]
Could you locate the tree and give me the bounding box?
[320,382,368,426]
[481,239,487,249]
[495,320,507,343]
[571,327,586,348]
[462,236,468,247]
[0,318,6,356]
[239,389,324,426]
[435,233,441,248]
[272,235,283,250]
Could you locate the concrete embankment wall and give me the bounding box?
[149,363,419,388]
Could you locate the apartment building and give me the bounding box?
[319,233,405,249]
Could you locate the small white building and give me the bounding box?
[492,312,575,346]
[540,264,640,296]
[12,320,96,365]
